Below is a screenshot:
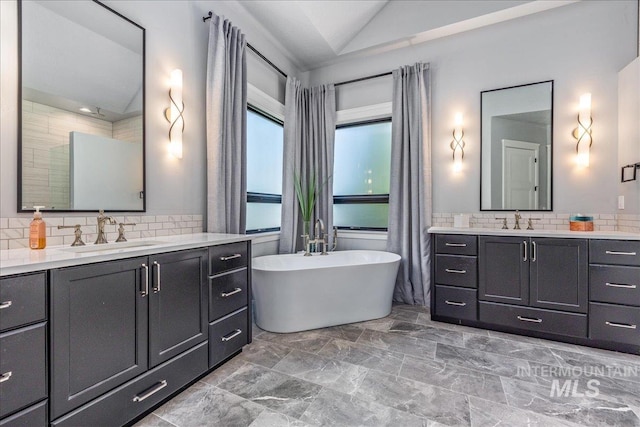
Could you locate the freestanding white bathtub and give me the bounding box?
[252,250,401,333]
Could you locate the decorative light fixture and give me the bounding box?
[450,112,465,172]
[572,93,592,167]
[165,69,184,158]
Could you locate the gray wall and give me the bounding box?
[307,0,638,215]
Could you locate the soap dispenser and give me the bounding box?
[29,206,46,249]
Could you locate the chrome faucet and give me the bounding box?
[513,210,522,230]
[303,218,329,256]
[95,210,117,244]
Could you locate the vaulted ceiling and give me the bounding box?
[236,0,577,71]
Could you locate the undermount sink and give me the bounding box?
[61,240,166,254]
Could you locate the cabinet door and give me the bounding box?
[530,238,588,313]
[50,257,148,420]
[479,236,529,305]
[148,249,208,368]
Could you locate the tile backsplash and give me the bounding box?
[0,214,203,250]
[432,213,640,234]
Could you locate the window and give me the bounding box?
[333,119,391,230]
[246,106,283,233]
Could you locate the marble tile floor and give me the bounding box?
[135,304,640,427]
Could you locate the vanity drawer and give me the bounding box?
[0,400,47,427]
[590,303,640,346]
[590,240,640,266]
[51,342,207,427]
[0,273,46,333]
[435,255,477,288]
[435,234,477,256]
[434,285,477,321]
[209,307,248,368]
[589,265,640,306]
[210,241,249,275]
[0,323,47,418]
[209,268,248,321]
[479,301,587,338]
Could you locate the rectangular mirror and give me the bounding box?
[18,0,145,212]
[480,80,553,211]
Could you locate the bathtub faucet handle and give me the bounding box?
[302,233,312,256]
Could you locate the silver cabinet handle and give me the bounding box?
[605,321,637,330]
[221,288,242,298]
[221,329,242,342]
[445,243,466,247]
[444,300,467,307]
[531,241,537,262]
[141,264,149,297]
[523,241,528,262]
[444,269,467,274]
[605,250,637,256]
[0,371,12,383]
[605,282,637,289]
[0,301,12,310]
[517,315,543,323]
[153,261,160,293]
[133,380,168,402]
[220,254,242,261]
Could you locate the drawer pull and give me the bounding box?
[221,288,243,298]
[0,301,12,310]
[141,264,149,297]
[445,243,467,247]
[605,321,637,330]
[605,250,637,256]
[444,300,467,307]
[605,282,637,289]
[0,371,12,383]
[133,380,168,402]
[517,315,543,323]
[220,254,242,261]
[221,329,242,342]
[152,261,161,293]
[444,269,467,274]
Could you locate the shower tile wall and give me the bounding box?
[21,100,142,210]
[0,214,203,250]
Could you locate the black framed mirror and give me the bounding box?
[18,0,145,212]
[480,80,553,211]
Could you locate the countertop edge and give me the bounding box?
[0,233,253,277]
[428,227,640,241]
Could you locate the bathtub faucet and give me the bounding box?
[303,219,329,256]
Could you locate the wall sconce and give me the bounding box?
[572,93,592,167]
[165,69,184,159]
[450,112,465,172]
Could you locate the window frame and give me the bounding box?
[333,117,391,232]
[246,104,283,234]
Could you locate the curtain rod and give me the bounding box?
[203,11,288,79]
[334,71,392,87]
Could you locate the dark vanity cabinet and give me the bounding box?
[479,236,588,338]
[45,244,240,427]
[588,240,640,347]
[433,232,638,353]
[208,241,252,368]
[0,273,48,427]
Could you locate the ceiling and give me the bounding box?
[236,0,577,71]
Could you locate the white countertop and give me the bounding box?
[0,233,252,277]
[428,227,640,241]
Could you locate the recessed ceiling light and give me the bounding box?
[79,107,92,113]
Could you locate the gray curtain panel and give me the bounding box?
[280,77,336,254]
[387,63,432,306]
[206,13,247,234]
